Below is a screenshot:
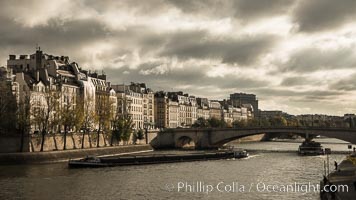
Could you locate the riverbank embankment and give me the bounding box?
[0,144,153,165]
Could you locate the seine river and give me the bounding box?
[0,138,351,200]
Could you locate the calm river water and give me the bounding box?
[0,138,352,200]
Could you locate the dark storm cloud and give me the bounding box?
[166,0,233,18]
[293,0,356,32]
[1,0,356,115]
[329,73,356,91]
[0,13,160,66]
[277,47,356,73]
[251,88,343,98]
[0,17,110,46]
[105,65,268,98]
[167,0,295,21]
[161,32,278,65]
[280,76,316,86]
[233,0,295,20]
[84,0,171,16]
[167,0,220,13]
[0,14,112,63]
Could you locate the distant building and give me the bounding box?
[167,92,197,127]
[6,49,113,134]
[259,110,292,119]
[196,98,210,120]
[112,82,154,129]
[154,91,179,129]
[220,99,250,122]
[295,114,345,127]
[230,93,258,117]
[209,101,222,120]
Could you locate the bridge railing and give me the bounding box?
[159,126,356,133]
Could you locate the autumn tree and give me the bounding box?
[0,81,17,132]
[17,92,31,152]
[136,129,144,140]
[232,120,247,128]
[269,115,287,127]
[120,115,135,145]
[95,95,113,147]
[192,117,209,128]
[256,117,271,127]
[32,88,61,152]
[59,94,83,150]
[287,118,300,127]
[110,114,123,146]
[207,117,227,128]
[79,96,97,149]
[246,118,259,127]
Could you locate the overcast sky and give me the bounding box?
[1,0,356,115]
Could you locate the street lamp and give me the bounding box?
[143,120,149,144]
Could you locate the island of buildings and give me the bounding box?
[0,49,354,152]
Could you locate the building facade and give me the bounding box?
[230,93,258,117]
[112,83,154,129]
[5,49,113,134]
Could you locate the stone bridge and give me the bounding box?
[150,127,356,149]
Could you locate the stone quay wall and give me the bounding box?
[0,130,158,153]
[0,144,153,164]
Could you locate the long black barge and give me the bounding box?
[68,150,248,168]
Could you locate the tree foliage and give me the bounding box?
[95,95,113,147]
[59,94,84,150]
[32,89,61,151]
[17,92,31,152]
[0,81,17,132]
[120,115,134,144]
[232,120,247,128]
[136,129,145,140]
[111,114,134,145]
[269,115,287,127]
[192,117,227,128]
[192,117,209,128]
[79,96,97,149]
[246,118,259,127]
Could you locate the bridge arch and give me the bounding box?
[209,128,356,148]
[175,136,196,149]
[212,131,308,147]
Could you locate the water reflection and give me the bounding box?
[0,138,351,200]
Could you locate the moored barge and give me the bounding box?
[68,150,248,168]
[298,140,325,156]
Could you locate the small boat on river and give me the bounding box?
[298,140,325,156]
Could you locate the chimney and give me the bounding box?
[9,55,16,60]
[20,55,28,59]
[98,74,106,80]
